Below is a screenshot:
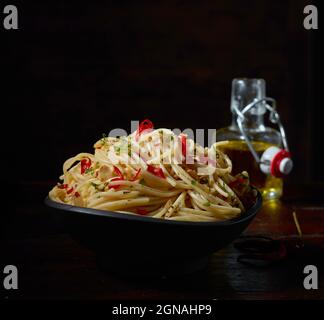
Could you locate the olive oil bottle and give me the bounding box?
[217,79,292,200]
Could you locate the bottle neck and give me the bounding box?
[231,113,266,132]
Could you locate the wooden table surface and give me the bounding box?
[1,182,324,300]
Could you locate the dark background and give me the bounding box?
[3,0,322,186]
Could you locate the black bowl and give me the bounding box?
[44,191,262,277]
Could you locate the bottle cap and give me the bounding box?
[260,146,293,178]
[279,157,293,175]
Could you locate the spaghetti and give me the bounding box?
[49,120,257,222]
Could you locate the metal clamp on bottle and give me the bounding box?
[233,97,293,178]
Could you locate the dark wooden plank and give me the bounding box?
[2,182,324,300]
[2,235,323,300]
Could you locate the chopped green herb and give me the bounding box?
[85,167,94,175]
[128,142,132,157]
[101,133,108,147]
[204,201,211,207]
[91,182,104,191]
[114,141,130,156]
[139,178,146,185]
[191,180,197,186]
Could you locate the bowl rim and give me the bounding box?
[44,188,262,227]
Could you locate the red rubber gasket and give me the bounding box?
[270,149,291,178]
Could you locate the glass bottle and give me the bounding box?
[217,78,290,200]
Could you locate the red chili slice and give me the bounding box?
[147,165,165,179]
[74,192,80,198]
[228,177,245,189]
[57,183,68,189]
[67,187,74,194]
[113,166,124,179]
[131,168,142,181]
[108,177,124,190]
[80,157,92,174]
[136,208,149,215]
[135,119,154,141]
[180,134,187,160]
